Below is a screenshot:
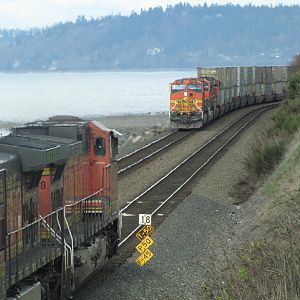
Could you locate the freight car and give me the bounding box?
[0,116,120,299]
[169,66,290,129]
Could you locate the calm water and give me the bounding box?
[0,71,194,125]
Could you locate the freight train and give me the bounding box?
[169,66,290,129]
[0,116,120,299]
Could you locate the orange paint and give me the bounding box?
[169,78,204,113]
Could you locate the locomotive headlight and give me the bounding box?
[184,91,188,97]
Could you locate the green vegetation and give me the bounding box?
[203,71,300,299]
[287,71,300,99]
[246,71,300,178]
[273,97,300,134]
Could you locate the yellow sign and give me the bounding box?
[136,249,154,266]
[135,236,154,254]
[136,225,154,240]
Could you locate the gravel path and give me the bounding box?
[75,106,277,300]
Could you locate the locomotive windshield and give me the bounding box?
[171,84,185,91]
[187,84,202,91]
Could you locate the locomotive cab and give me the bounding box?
[89,121,118,194]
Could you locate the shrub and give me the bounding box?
[248,136,286,178]
[272,97,300,134]
[288,71,300,99]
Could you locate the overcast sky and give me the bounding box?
[0,0,299,29]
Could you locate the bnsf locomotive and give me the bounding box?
[0,116,120,299]
[170,66,290,129]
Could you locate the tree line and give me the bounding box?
[0,3,299,71]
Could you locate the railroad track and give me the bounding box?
[117,130,194,175]
[118,103,278,255]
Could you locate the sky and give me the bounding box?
[0,0,299,29]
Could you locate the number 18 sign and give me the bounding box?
[139,214,152,225]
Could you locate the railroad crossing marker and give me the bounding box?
[136,249,154,266]
[136,225,154,241]
[135,236,154,254]
[139,214,152,225]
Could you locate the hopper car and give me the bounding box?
[0,116,120,299]
[170,66,290,129]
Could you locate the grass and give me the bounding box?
[246,131,286,178]
[203,134,300,300]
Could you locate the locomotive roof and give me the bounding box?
[0,134,77,172]
[0,152,18,170]
[13,118,121,138]
[17,133,83,158]
[0,135,60,150]
[91,120,122,136]
[173,77,199,81]
[13,133,79,147]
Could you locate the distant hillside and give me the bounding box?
[0,4,300,71]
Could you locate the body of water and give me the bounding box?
[0,70,194,124]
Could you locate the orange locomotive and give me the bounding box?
[0,116,120,299]
[171,66,290,129]
[169,77,220,129]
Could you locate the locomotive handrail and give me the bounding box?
[63,210,74,271]
[7,207,63,235]
[7,188,105,235]
[39,213,73,271]
[64,187,104,208]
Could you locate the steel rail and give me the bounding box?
[118,103,278,246]
[117,131,176,162]
[117,130,193,174]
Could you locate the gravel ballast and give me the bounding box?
[75,106,278,300]
[75,196,237,300]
